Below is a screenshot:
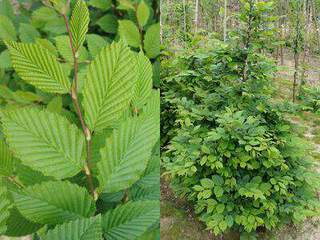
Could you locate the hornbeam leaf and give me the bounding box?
[132,52,153,109]
[0,15,16,40]
[102,201,160,240]
[0,184,11,235]
[87,34,109,57]
[5,208,42,237]
[96,14,118,34]
[0,139,15,176]
[5,41,70,94]
[44,215,102,240]
[118,20,141,48]
[143,90,160,118]
[70,0,89,51]
[16,163,54,186]
[137,0,150,27]
[83,41,137,132]
[12,181,96,225]
[88,0,112,10]
[55,35,88,62]
[19,23,40,43]
[143,24,160,59]
[97,117,158,193]
[129,143,160,201]
[1,107,85,179]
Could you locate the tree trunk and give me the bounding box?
[280,22,285,65]
[223,0,228,42]
[293,52,300,102]
[183,0,187,33]
[194,0,199,32]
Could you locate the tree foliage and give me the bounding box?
[162,1,320,238]
[0,0,160,239]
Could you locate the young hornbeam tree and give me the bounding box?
[290,0,304,102]
[0,0,160,238]
[236,0,276,82]
[300,0,311,94]
[183,0,187,33]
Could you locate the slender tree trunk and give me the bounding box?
[293,52,300,102]
[160,0,163,44]
[242,0,254,82]
[223,0,228,41]
[183,0,187,33]
[311,0,320,51]
[194,0,199,32]
[280,24,284,65]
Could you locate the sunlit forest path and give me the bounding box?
[160,53,320,240]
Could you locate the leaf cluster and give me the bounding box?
[161,1,320,238]
[0,0,160,239]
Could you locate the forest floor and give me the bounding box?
[160,53,320,240]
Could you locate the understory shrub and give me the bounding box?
[162,1,320,238]
[298,86,320,113]
[0,0,160,239]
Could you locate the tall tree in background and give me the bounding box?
[224,0,228,41]
[195,0,200,32]
[290,0,304,102]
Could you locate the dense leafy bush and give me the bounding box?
[162,1,320,238]
[0,0,160,239]
[298,86,320,113]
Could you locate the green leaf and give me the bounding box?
[214,186,224,198]
[19,23,40,43]
[118,20,141,48]
[44,215,102,240]
[0,49,11,68]
[0,15,16,40]
[142,90,160,118]
[55,35,88,62]
[96,14,118,34]
[88,0,112,10]
[12,181,96,225]
[70,0,89,51]
[0,184,11,235]
[129,145,160,201]
[132,51,153,109]
[102,201,160,240]
[82,41,136,132]
[0,139,15,176]
[0,0,14,20]
[4,207,42,237]
[16,164,54,186]
[98,117,158,193]
[143,23,160,59]
[117,0,135,10]
[219,220,228,231]
[152,61,160,87]
[137,0,150,27]
[47,96,63,113]
[31,7,66,34]
[216,203,225,214]
[5,41,70,94]
[36,38,59,56]
[87,34,109,57]
[1,107,85,179]
[200,178,214,189]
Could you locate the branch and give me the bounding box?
[62,13,98,201]
[7,176,24,189]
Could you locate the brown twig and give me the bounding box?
[62,12,97,200]
[7,176,24,189]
